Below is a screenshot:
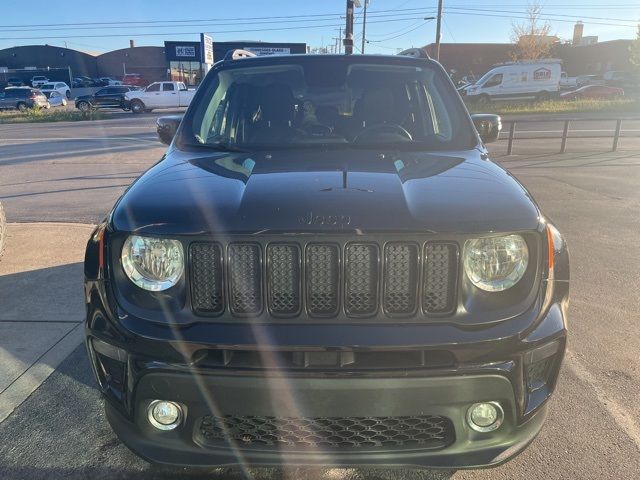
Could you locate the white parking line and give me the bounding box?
[0,136,157,143]
[566,349,640,451]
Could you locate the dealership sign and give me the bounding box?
[533,67,552,81]
[201,34,214,64]
[175,46,196,57]
[245,47,291,56]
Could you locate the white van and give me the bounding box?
[465,60,561,103]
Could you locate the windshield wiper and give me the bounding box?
[185,141,249,153]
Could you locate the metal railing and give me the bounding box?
[503,118,640,155]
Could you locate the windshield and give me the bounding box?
[188,59,474,150]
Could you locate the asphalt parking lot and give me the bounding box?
[1,115,639,479]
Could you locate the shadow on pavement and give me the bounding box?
[0,345,454,480]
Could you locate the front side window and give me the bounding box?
[146,83,160,92]
[483,74,503,88]
[188,60,474,150]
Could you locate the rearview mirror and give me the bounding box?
[157,115,183,145]
[471,114,502,143]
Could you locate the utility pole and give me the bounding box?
[435,0,443,61]
[344,0,356,54]
[361,0,369,54]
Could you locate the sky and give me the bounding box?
[0,0,638,55]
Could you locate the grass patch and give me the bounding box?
[0,108,110,124]
[466,98,639,116]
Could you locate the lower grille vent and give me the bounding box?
[199,414,454,450]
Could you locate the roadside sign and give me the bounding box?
[201,34,214,64]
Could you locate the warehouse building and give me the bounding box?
[0,40,307,86]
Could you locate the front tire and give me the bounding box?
[476,94,490,105]
[65,90,71,99]
[77,101,91,113]
[131,100,145,114]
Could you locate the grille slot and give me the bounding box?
[267,244,301,316]
[345,243,379,316]
[189,239,459,320]
[423,243,459,314]
[306,244,340,317]
[383,243,419,316]
[199,414,454,450]
[228,243,262,315]
[190,243,224,315]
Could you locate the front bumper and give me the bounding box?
[103,371,548,469]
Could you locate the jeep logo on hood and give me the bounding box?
[298,211,351,227]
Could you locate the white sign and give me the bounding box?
[201,34,213,64]
[175,46,196,57]
[245,47,291,56]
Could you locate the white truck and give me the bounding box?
[465,60,562,103]
[124,81,196,114]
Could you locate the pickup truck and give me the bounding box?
[124,81,195,113]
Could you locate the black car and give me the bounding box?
[75,85,138,112]
[85,52,569,470]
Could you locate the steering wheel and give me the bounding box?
[353,123,413,143]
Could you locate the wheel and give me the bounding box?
[77,101,91,113]
[66,90,71,99]
[131,100,145,114]
[536,92,551,102]
[476,94,490,105]
[0,201,6,262]
[17,102,27,112]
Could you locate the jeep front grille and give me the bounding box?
[198,414,454,450]
[190,240,459,319]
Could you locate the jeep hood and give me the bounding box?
[111,148,541,235]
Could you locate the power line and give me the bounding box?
[0,16,435,41]
[367,21,430,43]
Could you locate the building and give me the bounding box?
[0,39,307,86]
[422,38,634,79]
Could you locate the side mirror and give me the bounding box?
[471,114,502,143]
[157,115,183,145]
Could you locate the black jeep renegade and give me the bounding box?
[84,52,569,469]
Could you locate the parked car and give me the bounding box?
[6,77,24,87]
[47,90,67,107]
[605,71,640,90]
[72,76,95,88]
[39,82,71,99]
[75,85,138,112]
[560,71,577,89]
[466,60,561,103]
[31,75,49,88]
[124,81,195,113]
[122,73,146,87]
[85,52,569,470]
[576,74,604,87]
[0,87,49,111]
[560,85,624,100]
[98,77,122,86]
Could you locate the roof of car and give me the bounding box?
[216,53,435,69]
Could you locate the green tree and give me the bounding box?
[630,24,640,71]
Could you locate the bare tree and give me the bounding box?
[630,24,640,71]
[510,2,554,60]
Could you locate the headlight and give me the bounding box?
[121,235,184,291]
[464,234,528,292]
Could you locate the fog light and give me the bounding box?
[467,402,504,432]
[147,400,182,430]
